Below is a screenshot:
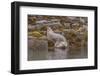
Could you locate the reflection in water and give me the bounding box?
[28,46,87,61]
[48,48,68,60]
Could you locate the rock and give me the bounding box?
[31,31,43,38]
[64,23,71,29]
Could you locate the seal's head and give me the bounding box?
[47,27,53,33]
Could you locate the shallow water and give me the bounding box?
[28,37,87,61]
[28,46,87,61]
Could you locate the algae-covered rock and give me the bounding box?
[29,31,43,38]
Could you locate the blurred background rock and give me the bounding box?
[28,15,88,49]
